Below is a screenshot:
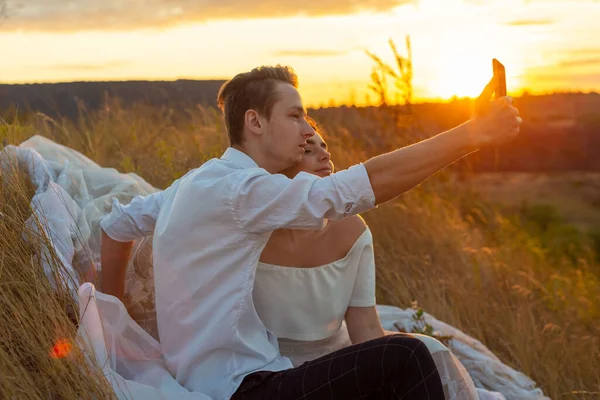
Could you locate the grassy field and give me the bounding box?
[468,172,600,232]
[1,100,599,399]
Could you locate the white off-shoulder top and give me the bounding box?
[253,228,376,342]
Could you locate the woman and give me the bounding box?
[256,123,384,358]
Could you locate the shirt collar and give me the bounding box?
[221,147,260,170]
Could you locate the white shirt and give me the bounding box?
[100,147,376,399]
[254,228,376,342]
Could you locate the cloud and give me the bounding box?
[272,49,349,57]
[504,19,555,26]
[1,0,415,32]
[0,1,7,19]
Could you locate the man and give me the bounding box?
[100,65,521,399]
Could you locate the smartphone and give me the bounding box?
[492,58,507,99]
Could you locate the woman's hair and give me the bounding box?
[306,116,324,137]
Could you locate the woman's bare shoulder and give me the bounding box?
[329,215,369,242]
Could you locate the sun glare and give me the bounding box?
[434,56,494,99]
[50,338,73,359]
[429,39,525,100]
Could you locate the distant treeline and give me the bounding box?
[1,80,599,172]
[0,80,226,119]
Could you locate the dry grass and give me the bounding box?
[0,134,116,399]
[1,101,599,399]
[467,172,600,233]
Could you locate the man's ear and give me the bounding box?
[245,109,263,136]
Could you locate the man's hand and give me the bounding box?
[469,76,523,148]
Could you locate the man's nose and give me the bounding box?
[302,121,315,138]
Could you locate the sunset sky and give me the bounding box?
[1,0,599,107]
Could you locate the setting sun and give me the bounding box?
[432,48,525,100]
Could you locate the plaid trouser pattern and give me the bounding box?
[232,334,445,400]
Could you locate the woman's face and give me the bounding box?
[280,132,334,178]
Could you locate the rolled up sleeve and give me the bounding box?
[233,163,376,234]
[100,191,165,242]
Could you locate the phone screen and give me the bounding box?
[492,59,507,98]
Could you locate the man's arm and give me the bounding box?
[364,94,520,205]
[100,191,165,242]
[364,121,476,205]
[234,94,520,233]
[100,170,191,241]
[99,187,171,298]
[100,229,133,299]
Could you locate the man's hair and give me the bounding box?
[217,65,298,146]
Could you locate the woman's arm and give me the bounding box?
[341,217,386,344]
[345,306,386,344]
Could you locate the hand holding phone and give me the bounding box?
[492,58,507,98]
[471,58,521,148]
